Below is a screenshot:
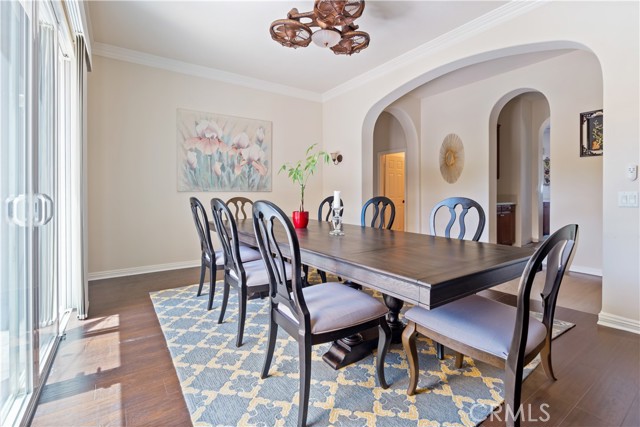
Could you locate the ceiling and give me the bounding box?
[87,1,507,95]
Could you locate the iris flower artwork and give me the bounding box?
[177,109,272,191]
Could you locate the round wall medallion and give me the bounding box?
[439,133,464,184]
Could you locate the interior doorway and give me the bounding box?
[495,92,550,246]
[379,152,405,231]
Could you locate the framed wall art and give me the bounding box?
[580,109,603,157]
[177,108,272,192]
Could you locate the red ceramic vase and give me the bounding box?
[292,211,309,229]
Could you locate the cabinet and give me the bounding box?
[543,201,550,236]
[497,203,516,245]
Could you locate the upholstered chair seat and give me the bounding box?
[278,283,389,334]
[214,245,261,265]
[229,259,293,288]
[405,295,547,359]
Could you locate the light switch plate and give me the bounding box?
[619,191,639,207]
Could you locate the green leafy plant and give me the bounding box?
[279,143,330,212]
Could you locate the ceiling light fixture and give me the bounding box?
[269,0,370,56]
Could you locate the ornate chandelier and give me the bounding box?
[269,0,370,56]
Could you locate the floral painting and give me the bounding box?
[580,109,603,157]
[177,109,272,192]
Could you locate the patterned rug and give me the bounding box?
[150,279,574,427]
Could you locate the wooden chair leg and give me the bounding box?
[197,260,206,297]
[302,265,309,284]
[376,318,391,389]
[207,263,216,310]
[261,313,278,379]
[540,337,556,381]
[297,339,312,427]
[318,270,327,283]
[402,321,419,396]
[217,276,230,323]
[504,365,523,427]
[436,342,445,360]
[236,286,247,347]
[454,352,464,369]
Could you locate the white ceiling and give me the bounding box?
[87,1,507,94]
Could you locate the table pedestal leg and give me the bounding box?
[383,294,405,344]
[322,286,405,369]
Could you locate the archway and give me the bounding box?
[371,107,420,232]
[491,91,550,246]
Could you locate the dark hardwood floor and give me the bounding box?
[30,268,639,427]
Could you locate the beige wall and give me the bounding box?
[321,1,638,325]
[88,56,323,275]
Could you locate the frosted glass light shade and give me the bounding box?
[311,28,341,48]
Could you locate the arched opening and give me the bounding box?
[359,45,603,280]
[373,112,406,231]
[370,108,420,231]
[494,91,550,246]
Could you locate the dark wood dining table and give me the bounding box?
[224,218,534,367]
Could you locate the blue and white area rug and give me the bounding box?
[150,282,574,427]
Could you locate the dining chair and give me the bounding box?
[429,196,486,241]
[226,196,254,220]
[315,195,345,282]
[190,197,225,307]
[402,224,578,427]
[317,195,344,222]
[429,196,486,358]
[210,198,272,346]
[253,200,391,427]
[361,196,395,229]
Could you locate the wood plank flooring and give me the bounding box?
[30,268,639,427]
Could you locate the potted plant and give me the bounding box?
[279,143,330,228]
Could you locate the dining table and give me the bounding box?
[223,218,535,368]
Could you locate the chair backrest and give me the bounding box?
[190,197,215,259]
[226,197,253,220]
[361,196,395,230]
[429,197,486,241]
[210,198,244,276]
[253,201,309,328]
[508,224,578,368]
[317,195,344,222]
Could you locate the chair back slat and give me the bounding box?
[227,197,253,220]
[430,197,486,241]
[253,201,309,324]
[361,196,396,230]
[318,195,344,222]
[210,198,244,275]
[190,197,214,258]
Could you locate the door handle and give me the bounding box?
[34,193,54,226]
[6,194,28,227]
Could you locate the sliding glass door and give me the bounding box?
[1,1,77,425]
[1,1,35,424]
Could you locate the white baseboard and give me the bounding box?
[569,264,602,277]
[598,311,640,334]
[88,260,200,281]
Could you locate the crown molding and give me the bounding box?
[321,0,545,102]
[92,42,323,103]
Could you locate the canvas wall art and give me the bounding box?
[177,109,272,191]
